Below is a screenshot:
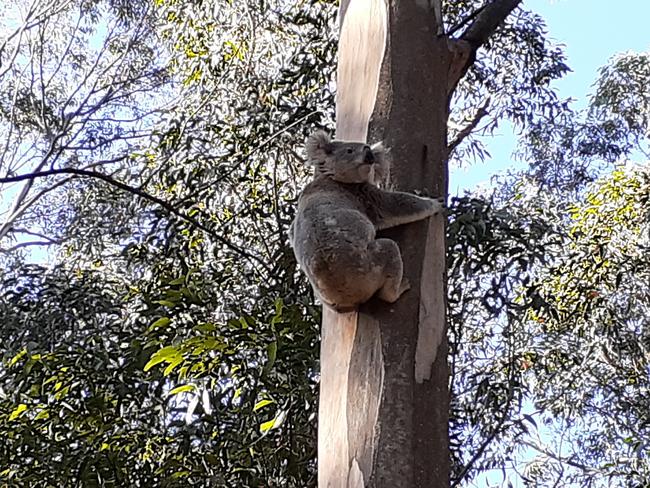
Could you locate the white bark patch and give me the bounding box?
[347,459,365,488]
[318,308,357,488]
[415,215,446,383]
[336,0,387,142]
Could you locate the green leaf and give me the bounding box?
[8,348,26,367]
[163,356,184,376]
[9,404,27,421]
[144,346,181,372]
[259,410,286,433]
[34,409,49,420]
[259,418,275,433]
[168,384,196,396]
[148,317,171,331]
[253,399,274,411]
[171,471,190,479]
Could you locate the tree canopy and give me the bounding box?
[0,0,648,487]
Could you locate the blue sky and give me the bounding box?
[450,0,650,194]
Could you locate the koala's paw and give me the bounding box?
[429,196,446,215]
[398,277,411,296]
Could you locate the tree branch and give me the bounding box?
[0,168,271,273]
[446,4,487,38]
[11,227,61,243]
[521,441,598,473]
[460,0,523,48]
[1,240,56,254]
[447,98,491,154]
[446,0,523,95]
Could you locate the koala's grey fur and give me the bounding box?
[290,131,444,312]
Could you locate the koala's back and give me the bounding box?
[293,177,375,255]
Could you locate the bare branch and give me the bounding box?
[1,240,56,253]
[0,168,271,273]
[11,227,60,243]
[0,177,74,239]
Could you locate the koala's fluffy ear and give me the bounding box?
[371,141,390,185]
[306,130,332,163]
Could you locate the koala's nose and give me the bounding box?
[363,146,375,164]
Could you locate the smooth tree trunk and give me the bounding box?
[318,1,522,486]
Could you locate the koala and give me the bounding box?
[290,131,444,312]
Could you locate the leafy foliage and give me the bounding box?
[0,0,167,252]
[516,51,650,195]
[1,0,649,487]
[447,1,571,167]
[520,167,650,486]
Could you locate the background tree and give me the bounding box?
[0,0,167,252]
[448,49,650,486]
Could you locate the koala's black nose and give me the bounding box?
[363,146,375,164]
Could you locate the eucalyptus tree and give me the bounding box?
[1,0,336,485]
[0,0,647,486]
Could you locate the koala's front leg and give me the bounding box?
[371,188,445,230]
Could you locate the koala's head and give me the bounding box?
[305,130,388,185]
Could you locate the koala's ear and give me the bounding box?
[371,141,390,185]
[306,130,332,162]
[370,141,386,158]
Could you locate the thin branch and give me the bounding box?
[0,168,271,273]
[10,227,60,243]
[447,98,491,154]
[1,240,56,253]
[446,4,487,38]
[521,441,597,473]
[0,177,74,239]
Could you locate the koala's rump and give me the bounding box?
[295,206,386,310]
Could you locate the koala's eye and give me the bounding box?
[346,148,354,154]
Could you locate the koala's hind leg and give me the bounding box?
[369,238,410,303]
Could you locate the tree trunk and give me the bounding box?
[318,0,521,486]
